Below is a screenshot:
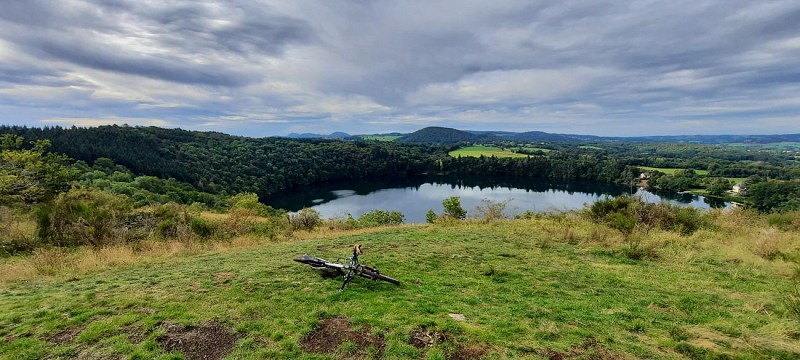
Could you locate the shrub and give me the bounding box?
[426,209,438,224]
[152,203,193,240]
[0,206,38,255]
[325,212,360,230]
[358,210,405,227]
[587,195,710,236]
[37,188,132,247]
[289,208,321,231]
[190,218,214,238]
[767,211,800,231]
[752,229,781,260]
[442,196,466,220]
[473,199,509,221]
[228,193,284,217]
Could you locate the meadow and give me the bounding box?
[638,167,710,176]
[2,210,799,359]
[449,146,529,159]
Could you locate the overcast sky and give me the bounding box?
[1,0,800,136]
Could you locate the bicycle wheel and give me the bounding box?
[359,268,400,285]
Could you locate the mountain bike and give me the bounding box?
[294,244,400,290]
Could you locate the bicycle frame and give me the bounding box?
[294,244,399,290]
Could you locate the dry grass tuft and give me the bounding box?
[752,229,782,260]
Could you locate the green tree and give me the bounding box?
[707,178,731,197]
[442,196,467,220]
[0,135,78,205]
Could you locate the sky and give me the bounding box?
[1,0,800,137]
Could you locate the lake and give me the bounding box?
[268,176,729,223]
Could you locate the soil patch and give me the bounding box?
[409,328,448,348]
[47,324,85,345]
[123,324,146,344]
[537,337,624,360]
[157,321,237,360]
[450,343,489,360]
[300,316,386,357]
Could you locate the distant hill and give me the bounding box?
[286,132,351,139]
[396,127,482,144]
[510,131,577,142]
[563,133,800,144]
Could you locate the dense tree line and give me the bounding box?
[1,125,444,197]
[440,152,637,184]
[4,125,800,213]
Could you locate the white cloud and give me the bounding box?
[40,117,170,127]
[407,67,610,105]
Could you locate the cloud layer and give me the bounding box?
[1,0,800,136]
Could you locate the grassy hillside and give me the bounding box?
[2,212,799,359]
[449,146,529,159]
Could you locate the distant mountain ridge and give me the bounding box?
[286,131,351,139]
[387,127,800,145]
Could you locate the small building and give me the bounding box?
[639,172,652,180]
[732,183,747,195]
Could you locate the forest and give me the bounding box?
[3,125,800,216]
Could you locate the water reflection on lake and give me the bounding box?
[268,176,728,223]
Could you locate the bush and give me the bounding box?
[152,203,193,240]
[358,210,404,227]
[767,211,800,231]
[426,209,438,224]
[324,213,360,230]
[190,218,214,238]
[0,206,38,255]
[37,188,132,247]
[228,193,284,217]
[442,196,466,220]
[289,208,321,231]
[587,195,710,236]
[473,199,509,221]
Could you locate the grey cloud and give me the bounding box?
[0,0,314,86]
[1,0,800,135]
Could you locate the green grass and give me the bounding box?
[639,166,710,176]
[2,218,798,359]
[517,146,553,153]
[578,145,603,150]
[449,146,528,158]
[360,135,401,142]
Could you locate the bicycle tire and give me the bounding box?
[359,268,400,285]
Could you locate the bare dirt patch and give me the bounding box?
[409,327,448,348]
[47,324,85,345]
[122,324,146,344]
[157,321,237,360]
[300,316,386,357]
[537,337,625,360]
[449,343,489,360]
[408,328,487,359]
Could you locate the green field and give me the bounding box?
[517,146,552,153]
[639,166,710,176]
[360,135,401,141]
[2,215,799,359]
[449,146,529,158]
[578,145,603,150]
